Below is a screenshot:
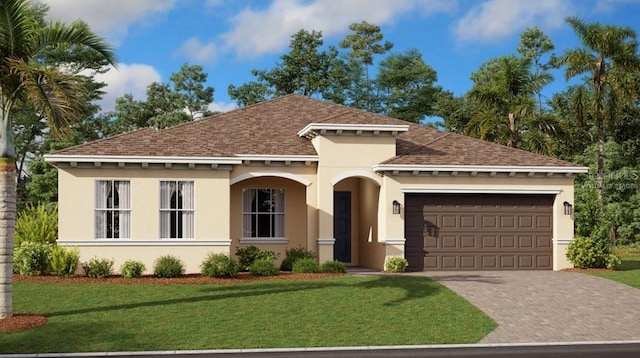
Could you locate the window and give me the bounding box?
[95,180,130,239]
[242,189,285,238]
[160,181,194,238]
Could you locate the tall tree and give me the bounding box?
[169,63,214,119]
[517,27,555,115]
[556,16,640,208]
[339,21,393,111]
[0,0,115,318]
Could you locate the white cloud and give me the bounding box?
[43,0,176,45]
[88,64,162,112]
[174,38,218,63]
[594,0,639,12]
[221,0,456,58]
[454,0,574,43]
[208,101,237,114]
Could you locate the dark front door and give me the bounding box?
[334,191,351,262]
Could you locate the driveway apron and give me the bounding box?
[421,271,640,343]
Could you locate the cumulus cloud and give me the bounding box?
[208,101,238,114]
[221,0,456,58]
[174,38,218,63]
[454,0,574,43]
[43,0,176,44]
[88,64,162,112]
[594,0,638,12]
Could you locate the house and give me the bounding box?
[45,94,587,273]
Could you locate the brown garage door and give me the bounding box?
[405,193,553,271]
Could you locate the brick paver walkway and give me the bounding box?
[422,271,640,343]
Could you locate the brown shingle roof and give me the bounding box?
[52,94,578,168]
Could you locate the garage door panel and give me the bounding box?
[405,194,553,271]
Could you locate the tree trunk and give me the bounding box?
[507,112,518,148]
[596,123,605,211]
[0,160,16,319]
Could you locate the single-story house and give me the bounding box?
[45,94,587,273]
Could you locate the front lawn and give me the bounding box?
[590,247,640,289]
[0,275,495,354]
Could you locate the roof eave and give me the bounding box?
[373,164,589,177]
[298,123,409,139]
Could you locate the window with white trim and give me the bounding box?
[95,180,131,239]
[242,189,285,238]
[160,181,194,238]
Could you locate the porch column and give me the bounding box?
[316,171,335,264]
[380,176,406,268]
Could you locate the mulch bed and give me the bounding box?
[1,272,344,333]
[561,267,614,273]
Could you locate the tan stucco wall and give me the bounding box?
[358,179,385,269]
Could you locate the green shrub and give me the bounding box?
[385,257,409,273]
[236,245,277,271]
[292,258,320,273]
[13,241,52,275]
[82,257,114,278]
[120,260,146,278]
[606,254,622,270]
[153,255,185,278]
[320,260,346,273]
[566,235,610,269]
[280,246,315,271]
[50,246,80,277]
[249,258,278,276]
[15,204,58,246]
[201,253,239,278]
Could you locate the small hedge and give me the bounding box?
[249,258,278,276]
[201,253,239,278]
[236,245,277,271]
[15,204,58,246]
[320,260,346,273]
[292,258,319,273]
[82,257,114,278]
[567,235,620,269]
[50,246,80,277]
[154,255,185,278]
[281,247,315,271]
[13,241,52,276]
[384,257,409,273]
[121,260,146,278]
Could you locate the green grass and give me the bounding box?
[591,246,640,289]
[1,275,495,354]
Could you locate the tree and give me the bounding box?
[556,16,640,209]
[376,49,442,123]
[169,63,214,119]
[0,0,115,318]
[517,27,555,115]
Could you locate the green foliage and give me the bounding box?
[249,258,278,276]
[385,257,409,273]
[319,260,347,273]
[82,257,114,278]
[236,246,277,271]
[201,253,239,278]
[13,242,52,276]
[566,236,611,269]
[120,260,146,279]
[280,246,315,271]
[14,203,58,246]
[49,246,79,277]
[606,254,622,270]
[153,255,185,278]
[291,258,320,273]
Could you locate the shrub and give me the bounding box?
[280,246,315,271]
[566,235,610,269]
[320,260,346,273]
[292,258,320,273]
[249,258,278,276]
[606,254,622,270]
[50,246,80,277]
[15,204,58,246]
[201,253,239,278]
[121,260,146,278]
[13,241,52,276]
[153,255,185,278]
[82,257,114,278]
[385,257,409,273]
[236,245,277,271]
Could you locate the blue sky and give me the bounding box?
[42,0,640,113]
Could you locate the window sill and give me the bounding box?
[239,238,289,244]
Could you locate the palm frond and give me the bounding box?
[34,21,116,67]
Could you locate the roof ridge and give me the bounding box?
[316,110,354,123]
[400,130,452,156]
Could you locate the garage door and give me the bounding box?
[405,194,553,271]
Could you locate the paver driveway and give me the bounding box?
[421,271,640,343]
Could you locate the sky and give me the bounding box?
[41,0,640,114]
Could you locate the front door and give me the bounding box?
[334,191,351,262]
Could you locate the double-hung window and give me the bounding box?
[160,181,194,238]
[95,180,131,239]
[242,189,285,238]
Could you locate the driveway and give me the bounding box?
[420,271,640,343]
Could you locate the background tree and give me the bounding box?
[0,0,115,319]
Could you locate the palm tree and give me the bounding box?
[466,55,560,155]
[0,0,115,318]
[556,17,640,208]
